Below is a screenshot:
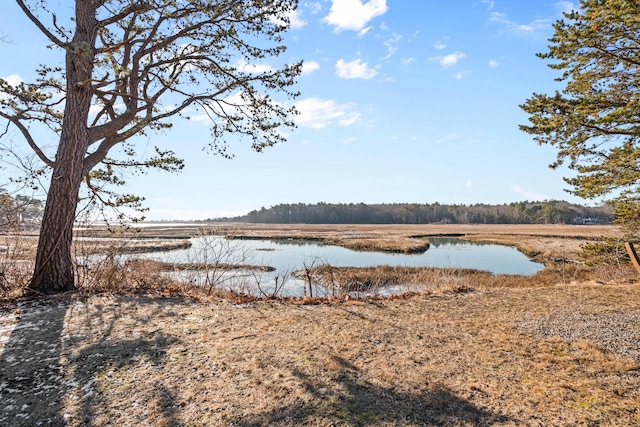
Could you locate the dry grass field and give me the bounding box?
[1,223,639,426]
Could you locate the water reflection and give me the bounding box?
[232,237,326,248]
[428,237,486,247]
[130,235,544,297]
[149,235,543,276]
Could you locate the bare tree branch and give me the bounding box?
[0,111,54,167]
[15,0,66,47]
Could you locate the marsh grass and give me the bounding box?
[2,224,640,426]
[293,265,478,298]
[0,223,630,302]
[332,235,431,254]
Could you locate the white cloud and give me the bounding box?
[2,74,23,87]
[0,74,24,101]
[488,3,574,36]
[306,2,323,15]
[271,8,307,29]
[556,1,577,15]
[433,41,447,50]
[489,11,551,35]
[323,0,388,33]
[88,101,127,123]
[455,71,470,80]
[432,51,466,68]
[288,9,307,29]
[466,179,473,189]
[295,97,361,129]
[511,184,548,201]
[435,132,459,144]
[481,0,495,11]
[301,60,320,75]
[381,33,402,60]
[357,26,373,37]
[89,104,103,116]
[339,113,361,127]
[433,36,450,50]
[488,59,500,67]
[335,59,378,79]
[341,136,358,144]
[234,58,274,74]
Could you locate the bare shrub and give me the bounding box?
[300,257,324,297]
[317,263,340,297]
[590,263,638,284]
[124,259,191,295]
[252,267,291,298]
[73,233,128,292]
[72,232,190,295]
[180,229,259,295]
[293,261,346,298]
[0,234,35,300]
[71,228,284,298]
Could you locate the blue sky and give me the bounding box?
[0,0,589,220]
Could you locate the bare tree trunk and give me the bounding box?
[28,143,86,293]
[28,3,97,294]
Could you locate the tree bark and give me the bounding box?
[28,136,87,293]
[28,3,97,294]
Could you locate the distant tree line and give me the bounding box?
[0,190,44,230]
[210,201,613,225]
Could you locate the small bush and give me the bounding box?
[0,235,35,301]
[580,237,630,266]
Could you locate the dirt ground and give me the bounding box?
[1,224,639,426]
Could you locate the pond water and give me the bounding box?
[149,236,542,276]
[131,236,543,297]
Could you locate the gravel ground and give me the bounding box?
[518,311,640,362]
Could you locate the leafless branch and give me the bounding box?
[0,111,54,167]
[15,0,66,47]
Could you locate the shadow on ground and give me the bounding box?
[0,298,181,426]
[233,354,511,426]
[68,332,180,425]
[0,301,68,426]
